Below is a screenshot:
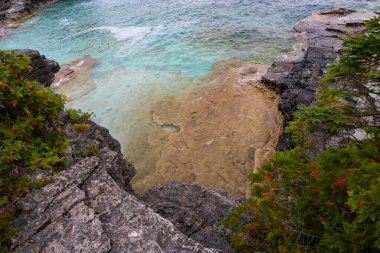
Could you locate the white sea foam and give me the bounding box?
[59,18,76,26]
[52,77,70,87]
[80,25,161,56]
[72,60,84,69]
[92,26,152,41]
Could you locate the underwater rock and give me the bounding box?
[52,55,97,101]
[132,63,282,197]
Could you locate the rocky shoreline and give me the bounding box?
[10,51,237,252]
[5,7,378,253]
[262,8,377,150]
[0,0,56,37]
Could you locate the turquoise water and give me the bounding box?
[1,0,378,157]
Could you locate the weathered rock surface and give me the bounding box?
[262,8,377,150]
[12,122,217,253]
[143,181,241,253]
[64,120,136,193]
[0,0,53,37]
[16,49,60,87]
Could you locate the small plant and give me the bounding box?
[73,122,90,132]
[88,144,100,156]
[67,108,94,133]
[72,144,100,158]
[67,108,94,124]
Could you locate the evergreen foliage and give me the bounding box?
[224,17,380,252]
[0,51,66,251]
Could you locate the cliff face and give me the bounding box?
[143,181,241,253]
[262,8,377,150]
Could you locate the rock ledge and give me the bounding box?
[262,8,377,150]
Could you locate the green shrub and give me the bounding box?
[73,122,90,132]
[0,51,67,251]
[67,108,94,133]
[88,144,100,156]
[224,17,380,252]
[67,108,94,124]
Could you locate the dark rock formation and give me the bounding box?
[16,49,60,87]
[262,9,376,150]
[143,181,241,253]
[0,0,53,37]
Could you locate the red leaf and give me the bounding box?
[333,176,347,187]
[309,168,319,179]
[324,201,335,206]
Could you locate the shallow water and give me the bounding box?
[132,63,283,197]
[1,0,378,193]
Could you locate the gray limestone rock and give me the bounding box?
[12,151,217,253]
[143,181,241,253]
[262,8,377,150]
[64,120,136,193]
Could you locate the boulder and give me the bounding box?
[143,181,242,253]
[16,49,60,87]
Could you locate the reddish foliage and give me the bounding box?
[263,173,271,182]
[309,168,319,179]
[324,201,335,206]
[333,176,347,187]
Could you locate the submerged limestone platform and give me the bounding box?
[132,64,282,197]
[52,55,97,101]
